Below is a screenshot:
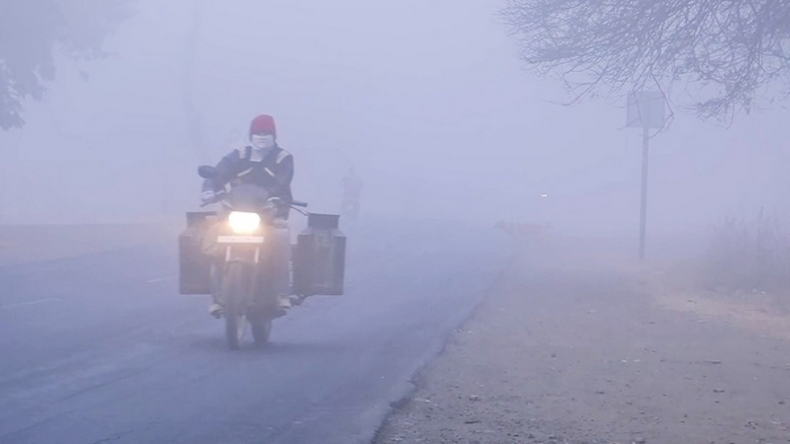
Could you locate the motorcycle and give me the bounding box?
[197,165,308,350]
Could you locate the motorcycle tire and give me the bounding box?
[222,263,248,350]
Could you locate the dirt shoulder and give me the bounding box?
[374,240,790,444]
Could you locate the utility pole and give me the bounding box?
[639,122,649,260]
[162,0,207,215]
[183,0,207,164]
[627,91,665,261]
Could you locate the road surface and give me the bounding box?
[0,219,509,444]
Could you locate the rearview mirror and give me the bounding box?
[198,165,217,179]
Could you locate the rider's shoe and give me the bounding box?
[208,303,224,318]
[277,294,292,310]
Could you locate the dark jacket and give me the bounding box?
[203,145,294,219]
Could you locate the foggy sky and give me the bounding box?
[1,0,788,239]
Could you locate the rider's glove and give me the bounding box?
[201,190,216,204]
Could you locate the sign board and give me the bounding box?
[627,91,666,128]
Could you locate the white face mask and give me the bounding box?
[251,134,275,151]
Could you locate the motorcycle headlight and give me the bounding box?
[228,211,261,234]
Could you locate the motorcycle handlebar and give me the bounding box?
[200,198,309,209]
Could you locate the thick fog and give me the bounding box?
[1,0,788,238]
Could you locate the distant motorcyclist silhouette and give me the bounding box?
[340,167,363,219]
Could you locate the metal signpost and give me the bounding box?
[626,91,665,260]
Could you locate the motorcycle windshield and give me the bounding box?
[225,184,271,212]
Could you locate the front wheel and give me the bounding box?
[222,263,249,350]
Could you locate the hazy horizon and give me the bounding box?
[1,0,788,240]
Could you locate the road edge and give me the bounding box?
[364,252,518,444]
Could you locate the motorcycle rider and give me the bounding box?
[201,114,294,317]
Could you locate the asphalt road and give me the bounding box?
[0,218,509,444]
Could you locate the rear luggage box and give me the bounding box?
[293,213,346,296]
[179,211,217,295]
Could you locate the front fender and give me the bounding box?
[222,244,262,264]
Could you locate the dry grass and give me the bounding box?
[701,211,790,292]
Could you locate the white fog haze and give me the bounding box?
[1,0,788,235]
[5,2,790,443]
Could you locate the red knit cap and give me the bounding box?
[249,114,276,137]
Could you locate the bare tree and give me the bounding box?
[502,0,790,120]
[0,0,131,130]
